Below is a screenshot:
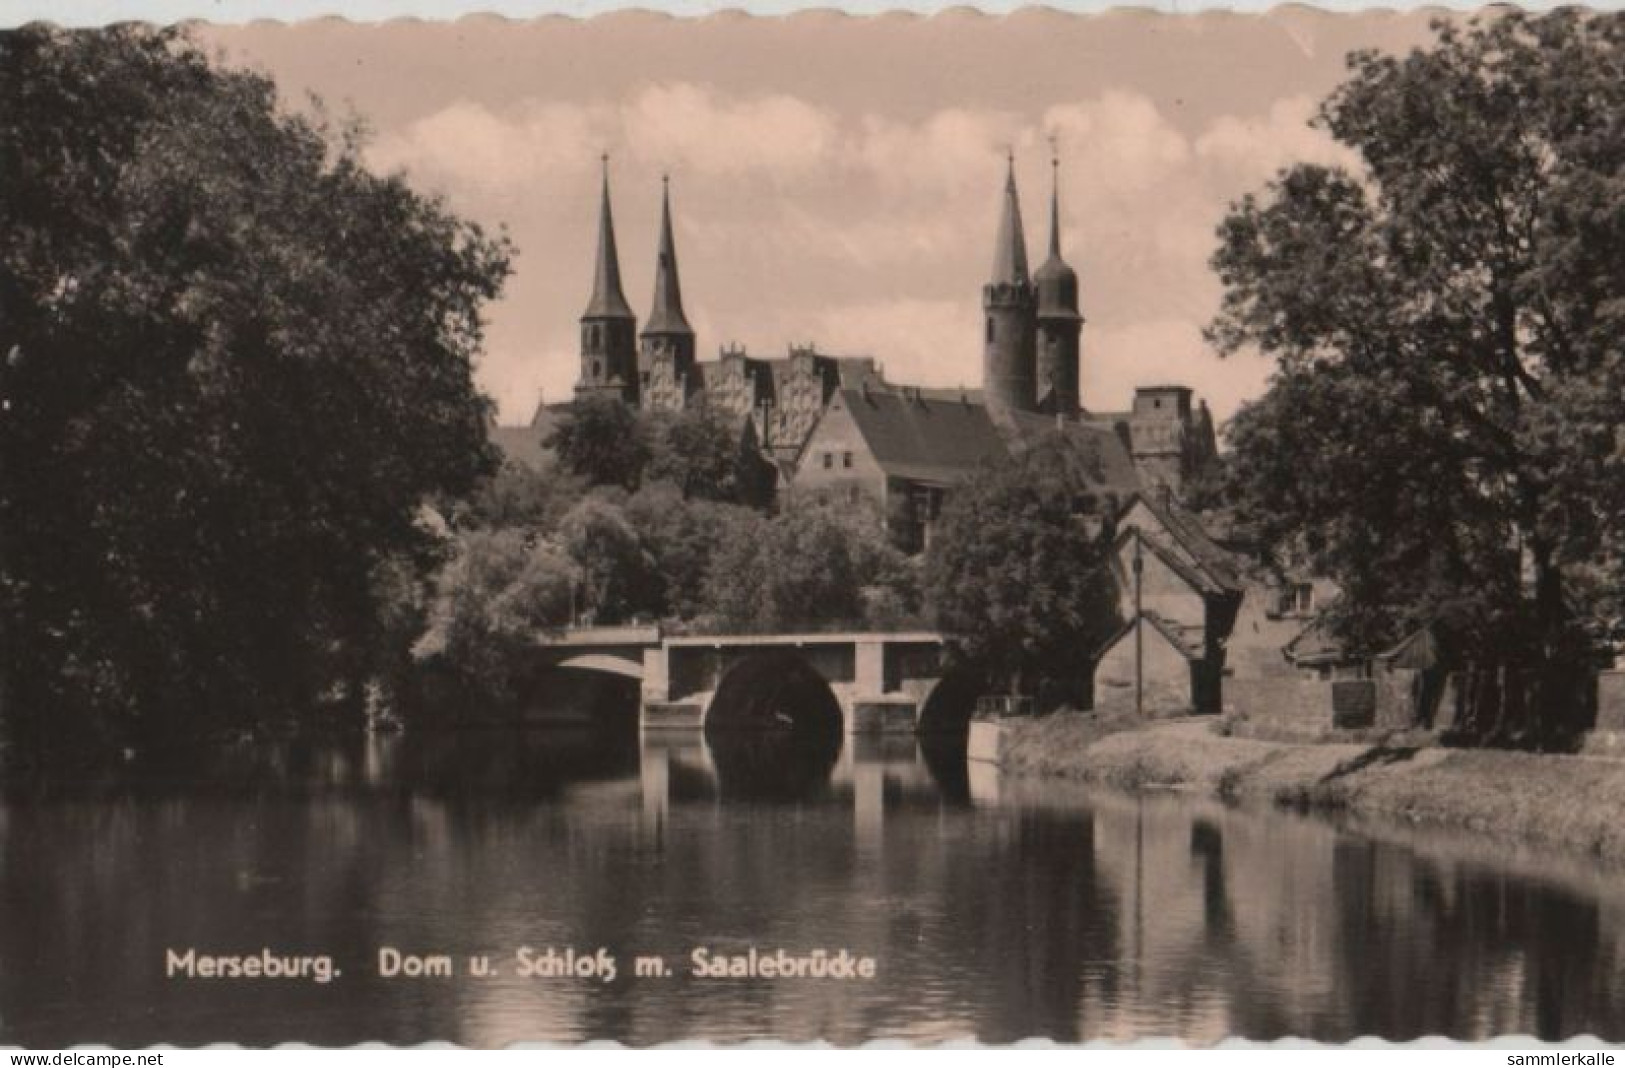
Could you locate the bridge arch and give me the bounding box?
[553,653,644,680]
[703,650,845,743]
[915,666,985,738]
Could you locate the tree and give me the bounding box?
[623,483,757,621]
[546,394,648,490]
[644,405,776,507]
[1209,11,1625,743]
[458,455,585,533]
[700,499,902,632]
[413,530,576,707]
[924,435,1120,699]
[558,492,657,624]
[0,27,510,756]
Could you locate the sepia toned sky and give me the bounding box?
[199,11,1445,426]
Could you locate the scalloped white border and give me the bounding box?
[3,0,1622,23]
[3,1,1624,1050]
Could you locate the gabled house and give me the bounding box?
[788,382,1142,552]
[1092,493,1244,715]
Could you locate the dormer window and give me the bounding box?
[1276,583,1314,617]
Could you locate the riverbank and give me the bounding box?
[997,713,1625,861]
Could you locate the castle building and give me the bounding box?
[500,155,1216,504]
[484,154,1242,714]
[563,164,880,466]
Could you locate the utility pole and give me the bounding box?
[1133,527,1144,716]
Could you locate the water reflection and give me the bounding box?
[1,726,1624,1046]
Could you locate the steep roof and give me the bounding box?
[1119,491,1244,594]
[1097,612,1202,661]
[990,159,1031,287]
[828,388,1143,495]
[490,424,550,471]
[1004,411,1142,496]
[1114,525,1228,599]
[837,387,1009,485]
[1282,614,1353,667]
[582,161,634,321]
[643,179,693,337]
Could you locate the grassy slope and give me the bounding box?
[998,714,1625,859]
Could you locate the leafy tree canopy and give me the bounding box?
[645,405,776,506]
[924,433,1120,697]
[413,529,576,707]
[545,395,648,491]
[701,498,914,633]
[0,27,511,754]
[1211,11,1625,739]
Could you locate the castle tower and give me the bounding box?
[1034,154,1082,416]
[982,155,1037,415]
[639,176,697,406]
[576,156,639,403]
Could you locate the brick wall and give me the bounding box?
[1224,673,1334,728]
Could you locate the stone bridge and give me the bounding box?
[535,626,976,735]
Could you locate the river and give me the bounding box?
[2,725,1623,1046]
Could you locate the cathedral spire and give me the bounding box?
[644,175,693,337]
[1034,147,1082,416]
[1047,151,1062,261]
[990,151,1030,287]
[583,154,633,320]
[1035,150,1079,317]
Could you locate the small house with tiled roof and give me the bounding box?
[1092,492,1245,715]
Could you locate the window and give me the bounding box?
[1278,582,1314,617]
[842,451,853,469]
[822,452,834,469]
[848,486,861,504]
[986,318,995,343]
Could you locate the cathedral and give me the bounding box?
[501,156,1218,521]
[568,166,880,467]
[491,156,1239,715]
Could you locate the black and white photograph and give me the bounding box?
[2,5,1625,1048]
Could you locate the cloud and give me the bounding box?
[368,98,608,193]
[368,84,840,192]
[621,83,839,178]
[1194,94,1357,178]
[1042,92,1192,198]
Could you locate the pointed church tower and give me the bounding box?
[982,154,1037,415]
[1035,153,1083,416]
[576,156,639,403]
[639,176,697,400]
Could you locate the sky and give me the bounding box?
[197,11,1445,427]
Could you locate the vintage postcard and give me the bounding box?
[2,5,1625,1049]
